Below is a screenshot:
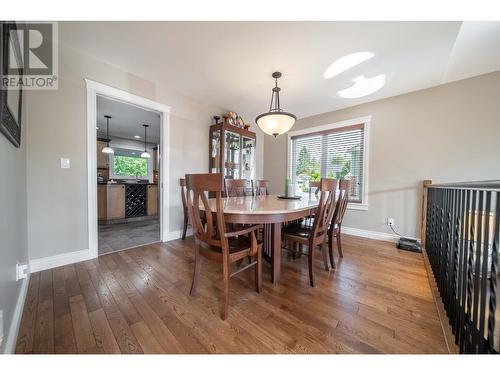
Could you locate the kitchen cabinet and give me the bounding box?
[147,185,158,216]
[97,140,110,168]
[107,184,126,220]
[97,185,107,220]
[209,121,256,180]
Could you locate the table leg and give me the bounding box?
[271,222,281,286]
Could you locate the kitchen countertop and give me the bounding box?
[98,181,157,186]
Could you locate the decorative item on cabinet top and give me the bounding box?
[214,111,249,130]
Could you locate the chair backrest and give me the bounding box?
[309,180,321,196]
[311,178,338,240]
[332,179,350,226]
[180,178,188,216]
[225,179,247,197]
[252,180,269,196]
[185,173,228,249]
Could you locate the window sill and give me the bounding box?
[347,203,368,211]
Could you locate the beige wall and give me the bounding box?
[0,93,28,353]
[25,44,232,261]
[264,71,500,239]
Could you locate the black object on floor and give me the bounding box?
[397,237,422,253]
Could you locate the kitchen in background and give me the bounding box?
[96,96,161,255]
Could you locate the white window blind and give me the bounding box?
[290,124,365,203]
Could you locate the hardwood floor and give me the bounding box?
[15,235,448,354]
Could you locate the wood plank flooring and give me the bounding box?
[15,235,448,354]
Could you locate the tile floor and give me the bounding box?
[98,218,160,255]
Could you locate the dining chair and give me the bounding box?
[179,178,189,240]
[225,178,248,197]
[327,179,350,268]
[185,173,262,319]
[282,178,338,287]
[309,180,321,196]
[252,179,269,196]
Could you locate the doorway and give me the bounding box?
[86,80,171,258]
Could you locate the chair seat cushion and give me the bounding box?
[282,222,312,238]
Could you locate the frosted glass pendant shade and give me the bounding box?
[102,146,114,154]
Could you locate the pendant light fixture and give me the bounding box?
[101,115,114,154]
[255,71,296,137]
[141,124,151,159]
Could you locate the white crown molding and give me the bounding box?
[3,275,30,353]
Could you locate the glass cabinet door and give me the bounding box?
[224,130,240,179]
[211,129,221,173]
[241,136,256,180]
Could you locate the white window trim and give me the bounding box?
[286,116,370,211]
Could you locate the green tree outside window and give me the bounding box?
[114,155,148,177]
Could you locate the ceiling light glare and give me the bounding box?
[323,52,374,79]
[337,74,386,99]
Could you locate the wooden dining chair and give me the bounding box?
[282,178,338,287]
[225,179,248,197]
[252,180,269,196]
[185,173,262,319]
[328,179,350,268]
[309,180,321,196]
[179,178,189,240]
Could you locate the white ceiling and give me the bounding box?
[96,95,161,143]
[63,21,500,121]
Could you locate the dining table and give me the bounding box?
[205,194,320,285]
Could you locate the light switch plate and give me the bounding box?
[60,158,70,169]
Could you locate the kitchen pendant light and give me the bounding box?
[141,124,151,159]
[255,72,296,137]
[101,115,114,154]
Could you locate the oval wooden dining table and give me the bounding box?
[204,194,319,285]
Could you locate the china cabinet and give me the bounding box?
[209,121,256,180]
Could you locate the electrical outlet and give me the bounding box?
[387,217,395,226]
[0,310,3,346]
[16,263,29,281]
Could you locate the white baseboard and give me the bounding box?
[3,275,30,353]
[30,248,93,273]
[164,228,192,242]
[342,226,420,243]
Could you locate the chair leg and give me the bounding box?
[189,244,201,296]
[308,244,315,287]
[221,259,230,320]
[321,241,330,271]
[182,215,188,240]
[298,244,303,258]
[328,228,335,268]
[337,230,343,258]
[255,247,262,293]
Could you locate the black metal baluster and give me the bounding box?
[487,192,499,353]
[472,191,484,352]
[456,188,467,347]
[460,189,471,353]
[449,188,458,329]
[478,191,491,352]
[465,190,477,353]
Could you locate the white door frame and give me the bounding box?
[85,79,171,259]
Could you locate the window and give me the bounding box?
[112,148,148,178]
[288,117,369,208]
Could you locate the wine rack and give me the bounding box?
[125,185,147,217]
